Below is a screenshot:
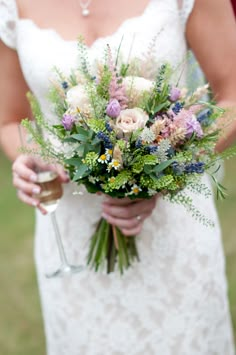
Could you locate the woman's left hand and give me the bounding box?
[101,195,158,236]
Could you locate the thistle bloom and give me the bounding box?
[106,99,121,118]
[62,114,75,131]
[169,87,181,102]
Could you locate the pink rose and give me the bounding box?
[115,108,149,134]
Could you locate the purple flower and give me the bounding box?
[106,99,121,118]
[186,115,203,138]
[169,87,181,102]
[62,114,75,131]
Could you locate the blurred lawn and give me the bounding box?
[0,151,235,354]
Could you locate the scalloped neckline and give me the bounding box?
[17,0,154,49]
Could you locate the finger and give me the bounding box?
[102,212,149,230]
[13,175,41,195]
[12,157,38,182]
[102,199,155,219]
[38,204,48,215]
[103,196,142,206]
[120,225,143,236]
[17,190,47,214]
[17,190,40,208]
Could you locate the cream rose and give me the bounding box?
[115,108,149,134]
[123,76,154,107]
[66,85,90,111]
[123,76,154,94]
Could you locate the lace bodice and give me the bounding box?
[0,1,235,355]
[0,0,193,50]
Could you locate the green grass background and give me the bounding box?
[0,151,235,354]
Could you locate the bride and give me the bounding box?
[0,0,236,354]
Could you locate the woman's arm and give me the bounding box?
[186,0,236,152]
[0,40,68,211]
[0,40,31,160]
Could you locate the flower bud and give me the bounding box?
[106,99,121,118]
[169,87,181,102]
[62,114,75,131]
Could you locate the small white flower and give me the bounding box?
[108,159,121,170]
[105,148,113,160]
[129,184,142,195]
[98,154,108,164]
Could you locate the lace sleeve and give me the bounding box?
[0,0,18,49]
[178,0,195,28]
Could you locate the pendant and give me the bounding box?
[82,8,90,16]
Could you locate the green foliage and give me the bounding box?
[48,86,67,117]
[84,152,99,168]
[103,170,132,193]
[96,65,112,100]
[132,155,158,174]
[77,37,92,79]
[87,118,106,133]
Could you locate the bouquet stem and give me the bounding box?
[87,218,139,274]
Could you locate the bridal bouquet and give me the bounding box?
[23,40,236,274]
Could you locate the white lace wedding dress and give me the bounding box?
[0,0,235,354]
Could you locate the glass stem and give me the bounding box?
[50,211,69,266]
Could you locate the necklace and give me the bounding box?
[79,0,92,17]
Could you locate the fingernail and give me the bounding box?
[30,174,37,182]
[32,201,38,207]
[32,187,40,194]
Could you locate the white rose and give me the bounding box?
[66,85,90,111]
[115,108,149,134]
[123,76,154,94]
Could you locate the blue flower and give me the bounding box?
[105,122,113,132]
[172,162,185,175]
[146,145,158,154]
[184,162,205,174]
[135,139,143,148]
[62,81,69,90]
[197,108,213,126]
[97,132,113,149]
[172,102,183,115]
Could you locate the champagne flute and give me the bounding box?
[33,169,84,278]
[18,122,84,278]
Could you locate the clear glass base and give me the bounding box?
[45,264,84,278]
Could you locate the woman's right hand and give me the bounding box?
[12,155,69,214]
